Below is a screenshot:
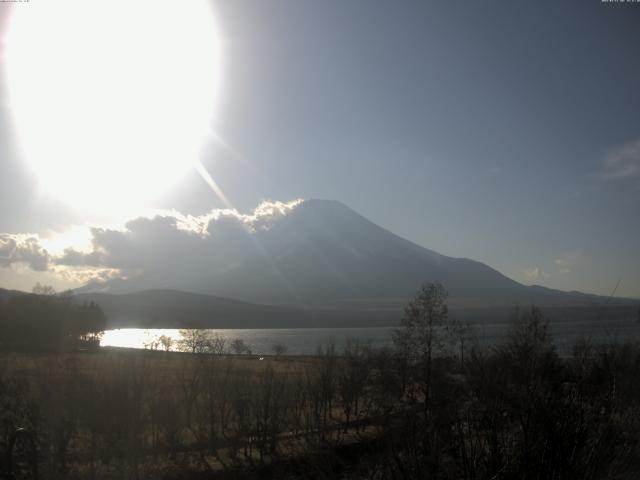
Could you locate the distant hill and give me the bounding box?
[0,288,25,302]
[0,287,388,328]
[1,287,637,329]
[77,199,636,310]
[74,289,397,329]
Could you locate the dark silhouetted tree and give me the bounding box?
[393,283,454,405]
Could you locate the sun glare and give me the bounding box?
[4,0,221,214]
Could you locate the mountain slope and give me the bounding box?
[78,199,633,309]
[174,200,608,308]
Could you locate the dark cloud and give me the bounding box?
[56,248,102,267]
[0,233,51,271]
[48,200,303,285]
[0,200,303,290]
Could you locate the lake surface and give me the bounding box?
[101,327,396,355]
[101,318,640,355]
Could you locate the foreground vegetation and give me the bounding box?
[1,285,640,479]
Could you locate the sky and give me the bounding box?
[0,0,639,298]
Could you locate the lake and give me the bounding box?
[101,318,640,355]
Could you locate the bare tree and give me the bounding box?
[338,338,369,431]
[32,283,56,295]
[178,329,210,354]
[209,334,227,355]
[159,335,173,352]
[393,283,454,405]
[271,343,287,357]
[230,338,251,355]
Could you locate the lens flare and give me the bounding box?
[4,0,221,214]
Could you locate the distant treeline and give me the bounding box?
[0,291,106,351]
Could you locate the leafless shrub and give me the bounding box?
[271,342,287,357]
[230,338,252,355]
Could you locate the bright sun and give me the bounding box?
[4,0,220,214]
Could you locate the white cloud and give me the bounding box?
[524,253,580,283]
[52,265,121,285]
[40,225,94,255]
[554,257,571,274]
[602,139,640,179]
[524,266,549,282]
[554,252,581,275]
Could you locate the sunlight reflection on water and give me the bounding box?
[101,327,395,354]
[101,320,640,356]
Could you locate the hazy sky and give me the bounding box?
[1,0,639,298]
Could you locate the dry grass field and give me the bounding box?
[1,343,388,479]
[3,306,640,479]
